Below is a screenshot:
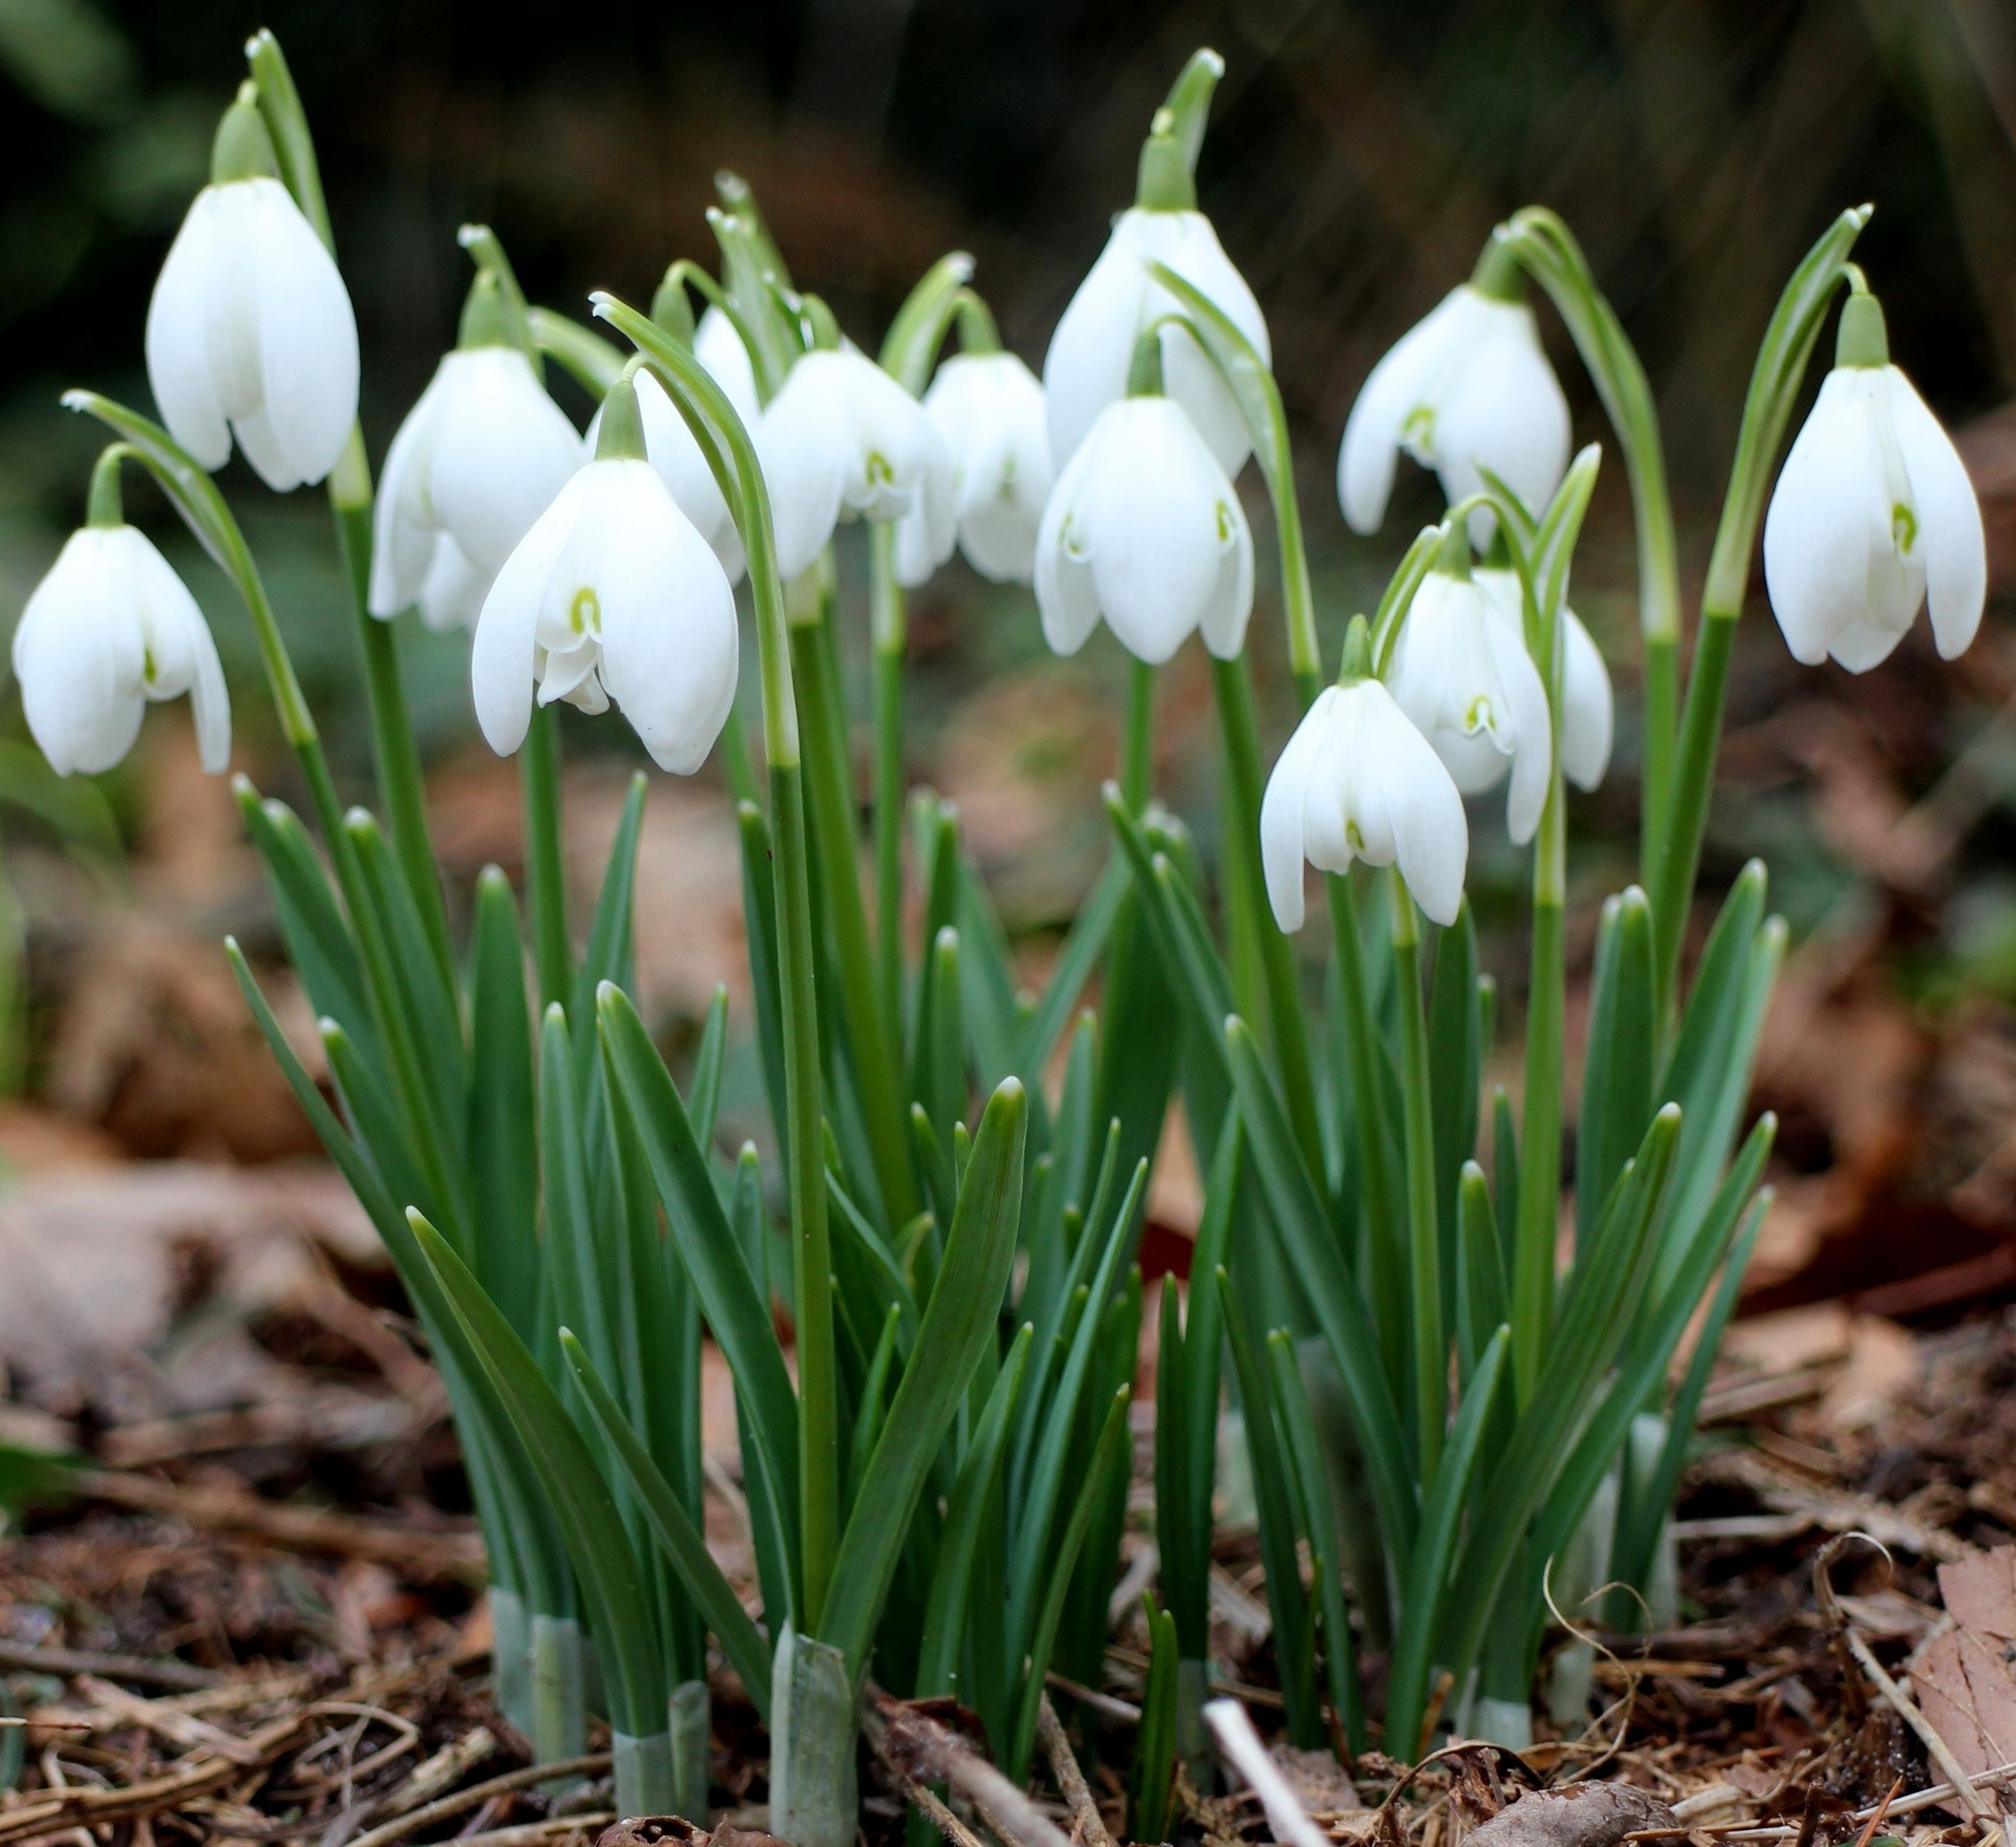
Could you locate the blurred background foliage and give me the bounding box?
[3,0,2016,1279]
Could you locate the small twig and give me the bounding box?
[1036,1694,1117,1847]
[0,1638,223,1693]
[864,1689,1072,1847]
[343,1753,611,1847]
[1043,1674,1141,1727]
[449,1815,613,1847]
[1845,1628,1997,1833]
[319,1725,497,1847]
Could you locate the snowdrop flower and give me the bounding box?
[370,276,582,630]
[755,344,954,584]
[472,370,737,775]
[1763,287,1984,672]
[1035,381,1251,665]
[1043,51,1266,477]
[1387,548,1552,844]
[904,349,1053,583]
[145,87,358,492]
[13,459,228,777]
[586,305,761,584]
[1339,249,1569,547]
[1260,640,1467,932]
[1474,567,1613,792]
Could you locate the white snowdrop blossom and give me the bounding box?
[1260,679,1467,932]
[1034,394,1252,665]
[370,345,582,629]
[693,305,760,427]
[1339,283,1570,546]
[472,457,738,775]
[13,525,229,777]
[1387,568,1552,844]
[901,351,1053,584]
[145,176,358,492]
[1762,338,1984,673]
[754,347,954,584]
[1043,207,1268,477]
[1474,567,1613,792]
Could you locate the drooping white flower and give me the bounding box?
[13,525,229,776]
[370,343,582,629]
[899,350,1053,584]
[1338,282,1570,546]
[754,347,954,584]
[1043,207,1268,477]
[472,381,738,775]
[1034,394,1251,665]
[145,97,358,493]
[1762,292,1984,673]
[586,306,763,584]
[1474,567,1613,793]
[1260,677,1467,932]
[1387,566,1552,844]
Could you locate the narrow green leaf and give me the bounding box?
[1577,888,1657,1255]
[468,867,540,1341]
[1011,860,1128,1084]
[572,771,647,1044]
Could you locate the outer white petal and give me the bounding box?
[1886,366,1986,662]
[1337,290,1467,535]
[928,353,1052,583]
[1033,445,1103,657]
[1559,608,1613,792]
[472,472,585,757]
[368,362,449,616]
[1043,232,1141,472]
[631,363,740,578]
[1486,610,1552,845]
[126,528,229,772]
[1362,687,1468,925]
[13,531,147,775]
[1259,686,1338,931]
[144,189,231,469]
[590,464,740,774]
[694,305,760,429]
[1433,299,1570,542]
[244,178,359,489]
[1142,211,1269,476]
[418,536,488,632]
[431,348,582,573]
[1763,370,1904,669]
[1198,479,1254,659]
[755,357,854,580]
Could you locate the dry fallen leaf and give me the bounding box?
[1911,1548,2016,1780]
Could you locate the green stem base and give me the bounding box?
[770,1628,857,1847]
[613,1731,677,1822]
[529,1613,586,1765]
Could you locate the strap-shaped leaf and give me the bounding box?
[467,867,540,1342]
[735,798,790,1155]
[1428,902,1484,1249]
[820,1077,1028,1677]
[1577,887,1657,1254]
[1011,859,1128,1087]
[572,771,646,1061]
[561,1330,772,1714]
[236,783,372,1058]
[879,252,976,395]
[689,985,730,1152]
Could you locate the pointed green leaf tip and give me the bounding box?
[1133,47,1223,211]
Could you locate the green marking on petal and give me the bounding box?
[142,644,158,687]
[866,451,894,487]
[570,586,600,636]
[1215,500,1233,543]
[1892,501,1918,556]
[1346,820,1365,853]
[1401,404,1436,459]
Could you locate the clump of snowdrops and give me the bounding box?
[15,31,1985,1843]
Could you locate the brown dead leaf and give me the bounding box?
[1913,1550,2016,1781]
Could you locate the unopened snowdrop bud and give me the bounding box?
[1762,284,1984,672]
[755,341,955,584]
[472,366,738,775]
[1474,567,1613,793]
[369,272,583,630]
[907,339,1053,584]
[1339,239,1569,546]
[144,84,359,492]
[1387,532,1552,844]
[1035,334,1252,664]
[1043,50,1268,477]
[1260,618,1466,932]
[13,449,229,777]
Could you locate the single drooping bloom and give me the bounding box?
[145,92,358,492]
[1034,394,1252,665]
[1474,567,1613,793]
[1044,209,1268,477]
[472,376,738,775]
[370,321,583,629]
[14,525,229,776]
[1260,677,1468,932]
[755,347,955,583]
[900,350,1053,584]
[1387,565,1553,845]
[1763,290,1984,672]
[1338,280,1570,545]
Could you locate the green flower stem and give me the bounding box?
[1511,771,1567,1404]
[1387,872,1446,1476]
[520,705,572,1013]
[790,586,922,1231]
[327,429,455,988]
[1210,654,1324,1188]
[1647,206,1869,1007]
[869,522,907,1046]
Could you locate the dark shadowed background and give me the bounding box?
[3,0,2016,1315]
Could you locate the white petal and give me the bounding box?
[245,178,359,489]
[1887,367,1986,662]
[1487,611,1552,844]
[418,535,489,632]
[755,355,855,580]
[1043,224,1151,472]
[14,530,147,775]
[1033,447,1103,657]
[472,473,585,757]
[144,189,231,469]
[1260,688,1337,932]
[368,362,449,616]
[632,364,740,579]
[127,528,229,772]
[1337,290,1468,535]
[1433,298,1570,543]
[1198,484,1254,659]
[431,348,582,573]
[1559,608,1613,792]
[1365,688,1468,926]
[694,305,760,429]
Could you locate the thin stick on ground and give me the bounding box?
[1844,1628,2000,1838]
[343,1753,611,1847]
[1037,1694,1117,1847]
